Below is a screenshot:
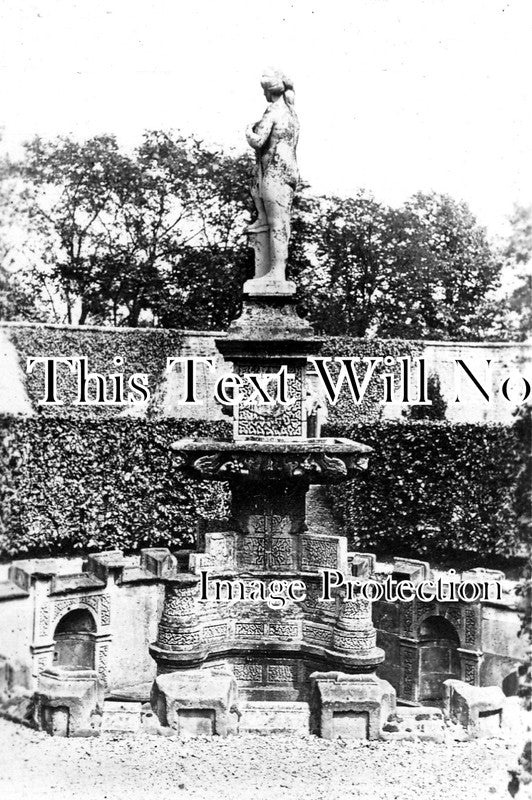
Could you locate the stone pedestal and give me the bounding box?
[243,277,297,297]
[309,671,396,740]
[34,667,104,737]
[151,668,240,737]
[443,678,504,737]
[153,259,386,731]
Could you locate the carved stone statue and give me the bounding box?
[244,69,299,296]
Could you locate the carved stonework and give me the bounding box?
[98,644,109,685]
[340,598,372,630]
[100,595,111,626]
[39,605,50,637]
[301,537,338,571]
[233,663,263,683]
[172,440,372,485]
[341,599,367,618]
[269,536,294,569]
[333,629,376,652]
[268,622,299,641]
[303,624,332,647]
[235,622,265,638]
[234,483,306,537]
[37,654,49,674]
[203,624,228,642]
[239,535,267,568]
[53,595,100,624]
[235,365,304,438]
[464,610,477,647]
[157,628,201,650]
[267,663,297,683]
[401,646,416,700]
[464,661,477,685]
[160,585,197,622]
[402,603,414,636]
[303,585,321,612]
[152,208,384,687]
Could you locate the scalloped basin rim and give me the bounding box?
[170,436,372,454]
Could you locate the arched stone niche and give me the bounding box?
[53,609,97,670]
[418,615,460,703]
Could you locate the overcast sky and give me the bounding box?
[0,0,530,236]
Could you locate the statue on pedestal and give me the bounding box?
[244,69,299,296]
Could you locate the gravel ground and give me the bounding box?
[0,717,522,800]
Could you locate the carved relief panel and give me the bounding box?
[234,364,305,438]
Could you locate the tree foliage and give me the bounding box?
[295,191,502,339]
[1,130,519,339]
[500,204,531,340]
[0,139,43,321]
[15,132,254,326]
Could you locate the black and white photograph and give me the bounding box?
[0,1,530,798]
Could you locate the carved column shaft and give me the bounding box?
[157,579,201,653]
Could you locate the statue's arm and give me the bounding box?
[246,110,274,150]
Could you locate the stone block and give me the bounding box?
[102,700,142,733]
[240,700,309,734]
[309,671,396,740]
[443,679,504,737]
[392,557,430,583]
[348,552,376,578]
[151,668,240,737]
[34,667,104,737]
[140,548,176,578]
[379,706,444,742]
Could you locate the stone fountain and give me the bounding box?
[149,69,396,739]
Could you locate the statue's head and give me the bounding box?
[261,69,295,106]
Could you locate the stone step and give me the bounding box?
[240,701,310,734]
[106,682,152,703]
[381,706,445,743]
[101,699,142,733]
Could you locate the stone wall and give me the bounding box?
[369,557,527,704]
[0,550,525,704]
[0,551,168,694]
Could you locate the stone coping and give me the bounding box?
[0,581,29,601]
[171,437,372,455]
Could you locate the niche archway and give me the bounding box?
[418,615,460,704]
[53,608,97,670]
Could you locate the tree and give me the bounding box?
[20,134,130,323]
[500,204,531,340]
[379,192,502,339]
[296,192,393,336]
[18,132,254,326]
[11,131,507,338]
[295,191,503,339]
[0,137,44,322]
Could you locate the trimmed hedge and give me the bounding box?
[324,420,526,560]
[0,414,527,563]
[0,417,231,558]
[319,337,424,425]
[5,324,186,417]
